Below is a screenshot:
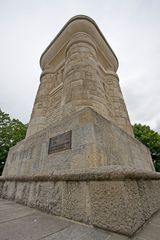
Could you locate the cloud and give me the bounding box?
[0,0,159,132]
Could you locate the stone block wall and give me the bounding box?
[2,108,154,177]
[26,15,133,137]
[1,168,160,236]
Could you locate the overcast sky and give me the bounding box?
[0,0,160,132]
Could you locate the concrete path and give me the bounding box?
[0,199,160,240]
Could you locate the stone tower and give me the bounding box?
[1,16,160,237]
[26,16,133,138]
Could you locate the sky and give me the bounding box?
[0,0,160,132]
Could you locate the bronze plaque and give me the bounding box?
[48,131,72,154]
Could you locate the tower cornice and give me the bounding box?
[40,15,119,71]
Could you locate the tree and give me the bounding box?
[0,110,27,175]
[133,123,160,172]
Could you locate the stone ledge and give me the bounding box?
[40,15,118,70]
[1,166,160,182]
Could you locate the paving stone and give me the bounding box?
[1,199,160,240]
[133,223,160,240]
[110,233,129,240]
[0,206,72,240]
[42,224,111,240]
[0,205,36,223]
[151,211,160,225]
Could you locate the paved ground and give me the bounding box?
[0,199,160,240]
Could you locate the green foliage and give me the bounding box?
[0,110,27,175]
[133,123,160,172]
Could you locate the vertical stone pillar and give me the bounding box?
[106,70,134,136]
[26,70,53,137]
[62,33,112,121]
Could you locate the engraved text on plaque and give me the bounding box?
[48,131,72,154]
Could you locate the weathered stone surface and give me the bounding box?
[1,165,160,182]
[0,182,4,197]
[89,180,144,235]
[26,15,133,137]
[62,181,91,223]
[27,182,38,207]
[1,181,17,200]
[137,180,160,220]
[2,108,154,177]
[15,182,30,205]
[34,181,62,215]
[1,175,160,236]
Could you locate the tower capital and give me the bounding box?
[40,15,118,72]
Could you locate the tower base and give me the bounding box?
[0,108,159,236]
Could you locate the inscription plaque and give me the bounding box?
[48,130,72,154]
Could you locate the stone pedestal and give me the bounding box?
[2,108,154,177]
